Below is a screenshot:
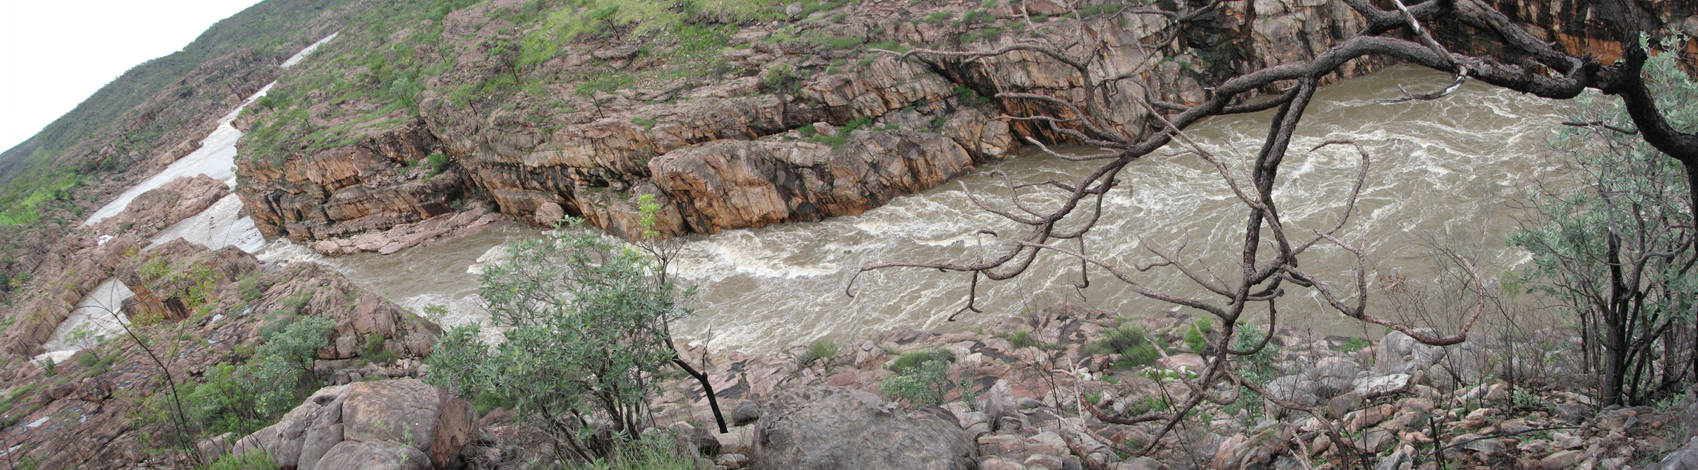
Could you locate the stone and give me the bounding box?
[984,380,1018,431]
[1374,330,1447,375]
[981,456,1027,470]
[1541,449,1585,469]
[341,378,475,468]
[716,453,751,469]
[731,400,761,426]
[1354,373,1412,399]
[315,440,430,470]
[1660,437,1698,469]
[753,387,975,469]
[534,201,565,225]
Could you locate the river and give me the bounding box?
[286,65,1573,354]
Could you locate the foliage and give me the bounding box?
[198,450,278,470]
[583,431,698,470]
[1509,35,1698,405]
[885,348,954,373]
[1184,317,1214,355]
[1338,336,1371,354]
[425,219,688,460]
[143,314,335,440]
[1092,322,1159,369]
[1006,328,1040,349]
[426,152,452,175]
[798,338,839,368]
[880,357,954,407]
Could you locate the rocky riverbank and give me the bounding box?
[185,301,1698,469]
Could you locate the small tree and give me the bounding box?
[426,219,688,462]
[1511,36,1698,406]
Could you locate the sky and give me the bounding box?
[1,0,265,154]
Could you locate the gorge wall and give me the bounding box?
[232,0,1383,248]
[234,0,1698,251]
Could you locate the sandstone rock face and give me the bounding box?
[232,0,1399,248]
[236,121,458,243]
[753,387,975,470]
[230,378,474,470]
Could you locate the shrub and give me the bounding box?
[1184,317,1214,355]
[880,358,953,407]
[1092,323,1159,369]
[426,219,688,460]
[1006,328,1039,349]
[145,315,335,440]
[1338,336,1370,354]
[886,348,954,373]
[426,152,451,175]
[798,339,839,368]
[1509,35,1698,406]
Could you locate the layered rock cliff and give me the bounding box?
[233,0,1389,250]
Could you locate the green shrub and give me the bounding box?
[798,339,839,368]
[1184,317,1214,355]
[1092,322,1159,369]
[880,358,953,407]
[1006,328,1040,349]
[426,219,689,455]
[885,348,954,373]
[1338,336,1370,354]
[426,152,451,175]
[146,315,335,440]
[585,430,697,470]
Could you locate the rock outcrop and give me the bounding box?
[752,386,976,470]
[227,378,476,470]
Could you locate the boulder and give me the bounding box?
[316,440,431,470]
[753,387,975,469]
[1374,330,1447,375]
[228,379,475,470]
[342,378,476,468]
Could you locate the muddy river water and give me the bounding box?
[278,65,1574,353]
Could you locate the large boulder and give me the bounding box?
[228,378,475,470]
[753,387,976,469]
[316,440,432,470]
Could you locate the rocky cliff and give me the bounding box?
[234,0,1395,250]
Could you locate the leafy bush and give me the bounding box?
[1338,336,1370,354]
[880,358,953,407]
[1092,322,1159,369]
[145,315,335,440]
[886,348,954,373]
[426,152,451,175]
[426,219,688,459]
[1006,328,1039,349]
[1509,35,1698,406]
[1184,317,1214,355]
[798,339,839,368]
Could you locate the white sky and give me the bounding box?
[1,0,265,155]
